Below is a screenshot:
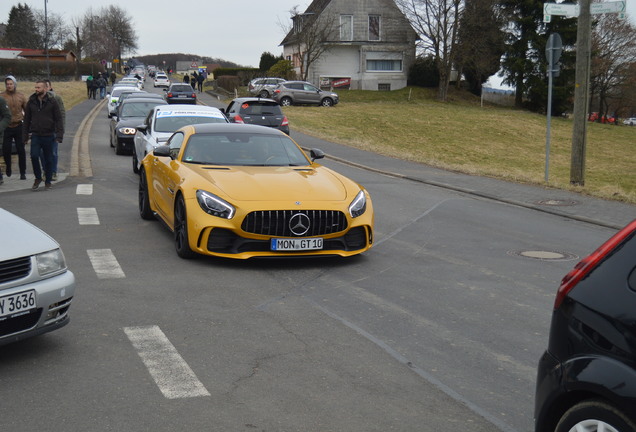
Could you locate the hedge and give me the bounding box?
[0,59,105,81]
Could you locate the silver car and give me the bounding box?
[0,208,75,346]
[248,77,287,98]
[271,81,339,107]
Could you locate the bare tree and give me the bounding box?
[279,6,339,81]
[396,0,464,101]
[589,14,636,121]
[33,10,70,50]
[76,6,137,64]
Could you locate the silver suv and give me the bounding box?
[272,81,339,107]
[248,77,287,98]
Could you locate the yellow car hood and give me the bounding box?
[191,165,349,201]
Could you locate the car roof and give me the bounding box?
[230,97,278,103]
[189,123,286,135]
[120,97,166,105]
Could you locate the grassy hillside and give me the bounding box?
[282,87,636,204]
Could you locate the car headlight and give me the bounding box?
[349,190,367,218]
[196,190,235,219]
[118,127,137,135]
[36,248,67,276]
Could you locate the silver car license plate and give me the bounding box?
[0,290,36,318]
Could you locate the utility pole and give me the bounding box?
[44,0,50,79]
[569,0,592,186]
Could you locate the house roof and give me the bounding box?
[280,0,333,46]
[19,49,76,59]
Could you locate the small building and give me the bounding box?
[18,49,77,62]
[280,0,418,91]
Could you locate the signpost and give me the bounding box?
[543,0,626,185]
[545,33,563,182]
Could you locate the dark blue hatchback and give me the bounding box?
[534,220,636,432]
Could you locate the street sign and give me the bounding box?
[544,3,579,16]
[546,33,563,65]
[590,0,625,14]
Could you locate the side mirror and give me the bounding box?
[153,145,171,157]
[136,124,148,133]
[310,148,325,162]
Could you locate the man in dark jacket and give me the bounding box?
[23,80,64,190]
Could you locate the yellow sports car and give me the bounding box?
[138,123,374,259]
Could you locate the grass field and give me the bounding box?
[42,80,636,204]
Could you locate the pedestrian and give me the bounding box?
[90,75,98,99]
[197,72,204,93]
[183,74,190,84]
[43,79,66,181]
[97,73,107,99]
[0,75,28,180]
[190,72,197,90]
[23,80,64,191]
[86,74,93,98]
[110,70,116,86]
[0,94,10,185]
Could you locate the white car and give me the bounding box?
[0,208,75,346]
[107,86,141,118]
[120,76,144,90]
[623,117,636,126]
[154,73,170,88]
[132,105,228,173]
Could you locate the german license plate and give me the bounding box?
[0,290,36,318]
[271,238,323,251]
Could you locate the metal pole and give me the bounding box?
[44,0,50,79]
[546,61,553,182]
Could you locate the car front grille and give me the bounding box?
[241,210,348,237]
[0,256,31,284]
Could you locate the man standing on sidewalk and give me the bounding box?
[0,95,10,185]
[23,80,63,191]
[44,79,66,181]
[1,75,27,180]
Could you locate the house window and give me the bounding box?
[369,15,381,41]
[378,83,391,91]
[366,60,402,71]
[340,15,353,41]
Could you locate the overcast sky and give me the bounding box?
[2,0,635,69]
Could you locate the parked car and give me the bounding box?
[154,73,170,88]
[222,97,290,135]
[0,208,75,346]
[138,123,373,259]
[247,77,287,98]
[120,76,143,90]
[132,104,228,173]
[272,81,339,107]
[534,219,636,432]
[623,117,636,126]
[110,97,166,155]
[107,86,142,118]
[164,83,197,104]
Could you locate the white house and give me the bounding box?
[280,0,418,91]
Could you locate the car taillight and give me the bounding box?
[167,93,173,97]
[192,93,196,97]
[554,219,636,309]
[234,114,244,124]
[281,116,289,126]
[274,89,281,95]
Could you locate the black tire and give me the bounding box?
[138,169,155,220]
[280,97,292,107]
[321,98,334,107]
[555,399,636,432]
[259,90,269,98]
[174,196,197,259]
[132,152,140,174]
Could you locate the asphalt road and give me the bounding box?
[0,83,625,432]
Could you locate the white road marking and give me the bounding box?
[76,184,93,195]
[77,207,100,225]
[87,249,125,279]
[123,325,211,399]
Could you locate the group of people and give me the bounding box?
[183,70,206,92]
[85,71,116,100]
[0,75,65,191]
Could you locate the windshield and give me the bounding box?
[120,101,163,118]
[239,102,282,115]
[154,115,227,132]
[170,85,193,92]
[182,133,310,166]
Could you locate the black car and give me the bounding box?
[534,219,636,432]
[222,97,290,135]
[164,83,197,104]
[110,98,165,155]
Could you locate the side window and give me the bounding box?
[168,132,185,159]
[369,15,381,41]
[304,84,318,92]
[227,102,236,113]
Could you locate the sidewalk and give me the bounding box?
[3,90,631,231]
